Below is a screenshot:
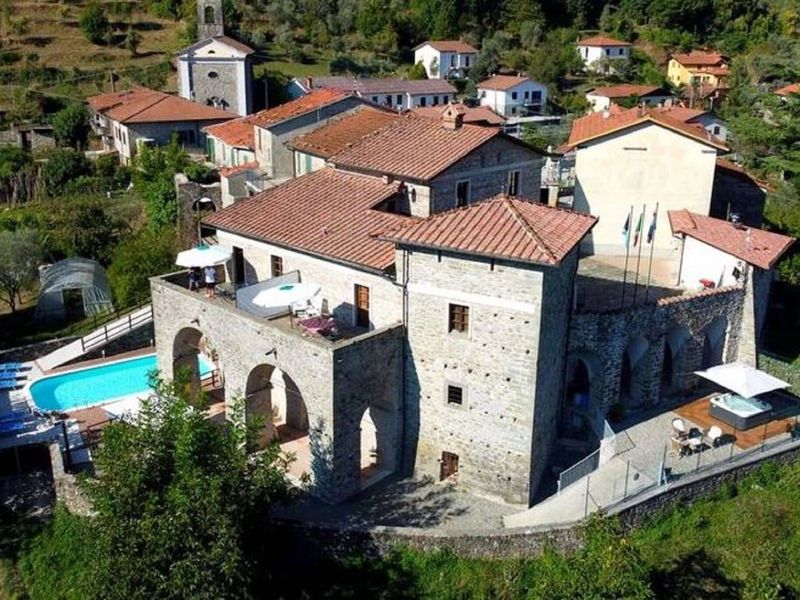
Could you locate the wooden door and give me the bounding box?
[440,451,459,481]
[354,284,370,328]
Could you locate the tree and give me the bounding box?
[123,28,141,57]
[52,103,89,149]
[20,376,294,599]
[41,149,92,195]
[79,3,110,45]
[48,198,120,264]
[0,228,41,312]
[107,227,177,306]
[407,60,428,79]
[132,138,188,229]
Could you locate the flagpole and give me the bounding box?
[620,205,633,309]
[644,202,659,302]
[632,204,646,305]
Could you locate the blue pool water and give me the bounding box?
[30,354,214,412]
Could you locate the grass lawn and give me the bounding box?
[255,44,332,78]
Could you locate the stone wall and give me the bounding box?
[402,246,550,505]
[0,337,78,363]
[151,275,404,503]
[568,285,746,412]
[64,323,155,366]
[191,60,244,115]
[49,443,92,516]
[175,174,222,240]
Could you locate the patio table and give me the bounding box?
[299,316,336,336]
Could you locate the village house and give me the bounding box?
[668,50,730,107]
[412,103,506,128]
[412,40,478,79]
[87,87,234,164]
[576,35,631,72]
[176,0,255,116]
[655,105,728,141]
[561,104,729,254]
[585,84,674,113]
[289,77,457,111]
[477,75,549,117]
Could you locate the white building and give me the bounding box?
[586,85,674,113]
[576,35,631,72]
[563,105,729,255]
[477,75,548,117]
[289,77,457,111]
[412,40,478,79]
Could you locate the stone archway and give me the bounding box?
[357,404,395,489]
[662,325,691,395]
[172,326,220,401]
[620,336,650,408]
[562,352,602,436]
[245,364,277,449]
[701,317,728,369]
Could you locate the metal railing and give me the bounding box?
[558,448,600,493]
[80,301,153,354]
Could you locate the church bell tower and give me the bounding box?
[197,0,224,40]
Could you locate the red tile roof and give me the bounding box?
[309,77,456,95]
[688,65,729,77]
[588,84,668,98]
[204,115,256,149]
[87,87,233,124]
[218,161,259,177]
[577,35,631,47]
[380,195,597,266]
[564,105,727,151]
[775,83,799,97]
[179,35,255,56]
[652,106,707,122]
[412,104,505,126]
[671,50,727,67]
[249,89,352,129]
[413,40,478,53]
[288,107,399,159]
[668,210,793,270]
[477,75,533,91]
[330,113,505,181]
[204,168,415,271]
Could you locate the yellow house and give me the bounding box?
[668,51,729,90]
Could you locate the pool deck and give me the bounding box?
[44,346,155,375]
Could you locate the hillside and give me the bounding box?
[0,0,185,116]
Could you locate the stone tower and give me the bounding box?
[197,0,224,40]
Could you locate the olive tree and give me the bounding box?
[0,228,41,312]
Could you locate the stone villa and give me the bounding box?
[150,99,793,508]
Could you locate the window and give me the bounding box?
[207,71,218,79]
[233,246,245,285]
[419,96,427,107]
[465,56,470,67]
[442,95,449,103]
[448,303,469,333]
[619,48,625,56]
[433,95,439,106]
[354,284,370,327]
[447,384,463,406]
[204,5,215,23]
[396,94,403,105]
[524,90,529,99]
[450,55,456,67]
[530,91,542,102]
[456,180,470,207]
[304,153,313,173]
[271,255,283,277]
[507,171,520,196]
[440,451,459,480]
[605,48,610,56]
[511,91,518,100]
[176,130,196,145]
[385,95,392,106]
[713,125,721,135]
[372,96,378,103]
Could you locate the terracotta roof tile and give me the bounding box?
[330,113,502,181]
[775,83,799,97]
[588,84,667,98]
[218,161,259,177]
[204,115,256,149]
[310,77,456,95]
[380,195,597,266]
[668,210,794,270]
[652,106,707,122]
[577,35,631,47]
[87,87,233,124]
[412,104,505,126]
[288,107,399,159]
[564,105,727,151]
[477,75,533,91]
[671,50,727,66]
[204,168,414,271]
[179,35,255,55]
[249,89,352,129]
[413,40,477,53]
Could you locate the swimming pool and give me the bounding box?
[29,354,214,412]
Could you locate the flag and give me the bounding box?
[632,209,644,247]
[647,208,658,244]
[622,212,631,248]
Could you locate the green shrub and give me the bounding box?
[79,3,110,45]
[41,148,91,195]
[107,227,177,306]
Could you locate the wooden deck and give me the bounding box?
[675,394,800,450]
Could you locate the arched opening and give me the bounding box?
[701,317,727,369]
[360,409,378,473]
[244,364,310,481]
[204,5,215,23]
[358,405,394,489]
[172,326,221,402]
[619,336,649,408]
[662,325,691,396]
[562,352,601,439]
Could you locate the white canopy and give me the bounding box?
[176,244,232,268]
[251,282,321,310]
[694,362,790,398]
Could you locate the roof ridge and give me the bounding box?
[500,196,557,264]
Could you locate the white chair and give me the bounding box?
[671,417,687,439]
[704,425,723,448]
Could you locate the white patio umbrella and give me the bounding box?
[251,282,321,310]
[176,244,232,268]
[694,362,790,398]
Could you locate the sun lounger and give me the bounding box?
[0,379,22,390]
[0,419,26,435]
[0,410,31,423]
[0,363,22,372]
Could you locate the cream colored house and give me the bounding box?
[563,106,728,255]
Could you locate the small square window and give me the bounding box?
[511,91,518,100]
[447,385,463,405]
[271,255,283,278]
[396,94,403,105]
[448,303,469,333]
[433,95,439,106]
[507,171,520,196]
[456,180,470,207]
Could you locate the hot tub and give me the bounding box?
[709,393,772,430]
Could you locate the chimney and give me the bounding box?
[305,76,313,90]
[442,104,464,130]
[602,108,610,119]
